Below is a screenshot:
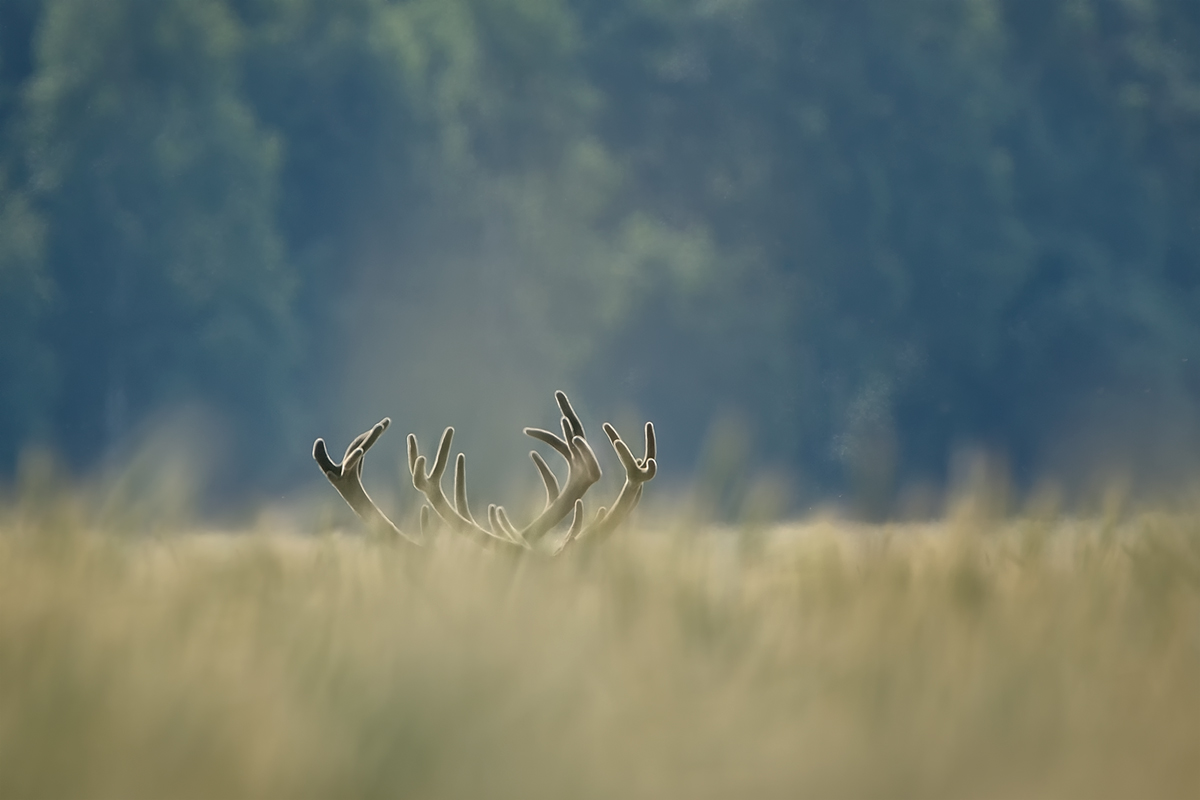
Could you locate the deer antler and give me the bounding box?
[406,426,528,549]
[313,418,420,545]
[552,421,656,553]
[315,392,657,552]
[408,392,655,552]
[406,392,603,547]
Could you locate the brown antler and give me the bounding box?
[315,392,657,552]
[313,418,421,545]
[408,392,656,552]
[406,391,603,547]
[555,420,656,553]
[406,426,528,549]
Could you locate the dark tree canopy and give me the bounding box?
[1,0,1198,513]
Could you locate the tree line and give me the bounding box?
[1,0,1198,513]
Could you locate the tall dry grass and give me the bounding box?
[2,492,1199,798]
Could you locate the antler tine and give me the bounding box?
[530,450,560,506]
[553,499,587,555]
[525,425,571,459]
[508,430,601,544]
[498,507,527,544]
[406,431,419,476]
[486,505,527,546]
[455,450,527,546]
[570,421,657,546]
[556,389,585,438]
[454,453,477,525]
[642,421,656,466]
[522,391,584,461]
[408,428,526,549]
[462,391,601,546]
[313,418,421,545]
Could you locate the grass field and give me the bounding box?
[2,489,1200,798]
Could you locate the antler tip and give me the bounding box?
[313,438,338,476]
[411,454,428,488]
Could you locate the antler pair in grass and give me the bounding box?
[312,392,656,553]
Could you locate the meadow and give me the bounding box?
[2,480,1200,799]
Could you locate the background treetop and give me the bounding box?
[1,0,1198,516]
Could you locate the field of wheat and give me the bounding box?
[2,483,1200,799]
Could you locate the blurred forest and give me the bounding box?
[1,0,1199,516]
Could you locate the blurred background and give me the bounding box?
[1,0,1198,520]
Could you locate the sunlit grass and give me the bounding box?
[2,493,1199,798]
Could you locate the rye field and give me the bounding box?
[2,481,1200,799]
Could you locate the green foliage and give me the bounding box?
[573,0,1200,499]
[0,170,53,446]
[21,0,295,466]
[1,0,1200,503]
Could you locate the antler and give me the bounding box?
[406,426,528,549]
[313,418,421,545]
[405,392,603,547]
[314,392,657,552]
[408,391,655,552]
[555,420,656,553]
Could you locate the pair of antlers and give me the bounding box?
[313,392,656,553]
